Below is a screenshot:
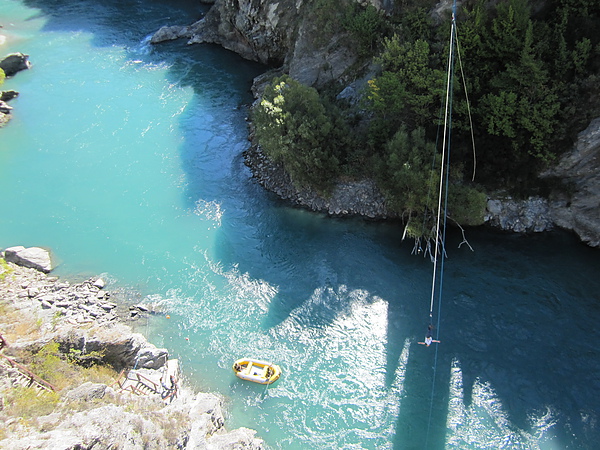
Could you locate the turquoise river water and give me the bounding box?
[1,1,600,449]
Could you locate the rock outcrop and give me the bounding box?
[485,196,554,234]
[244,145,396,218]
[0,250,265,450]
[1,398,263,450]
[542,117,600,247]
[151,0,365,87]
[0,52,31,76]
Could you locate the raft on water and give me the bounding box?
[232,358,281,385]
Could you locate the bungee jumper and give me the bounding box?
[418,324,441,347]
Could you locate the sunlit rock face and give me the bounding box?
[3,246,53,273]
[152,0,375,88]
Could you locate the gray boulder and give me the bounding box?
[135,345,169,370]
[3,246,53,273]
[55,327,165,371]
[206,427,264,449]
[64,382,108,401]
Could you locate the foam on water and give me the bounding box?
[446,359,558,449]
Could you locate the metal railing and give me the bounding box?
[113,369,161,396]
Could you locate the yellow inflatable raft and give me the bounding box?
[232,358,281,385]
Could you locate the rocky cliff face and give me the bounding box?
[0,250,265,449]
[151,0,364,87]
[543,117,600,247]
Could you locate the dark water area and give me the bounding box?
[2,1,600,449]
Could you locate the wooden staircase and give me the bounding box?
[114,370,161,396]
[0,333,56,393]
[113,359,179,403]
[0,354,56,393]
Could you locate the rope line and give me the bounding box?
[421,102,446,256]
[454,23,477,181]
[425,2,456,446]
[428,3,455,320]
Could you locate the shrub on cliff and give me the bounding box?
[23,341,118,390]
[253,75,345,193]
[2,387,60,420]
[375,126,486,234]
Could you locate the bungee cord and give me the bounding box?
[454,22,477,182]
[424,1,457,446]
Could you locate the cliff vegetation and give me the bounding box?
[250,0,600,238]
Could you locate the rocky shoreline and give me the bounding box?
[243,145,396,219]
[242,123,600,247]
[0,52,30,127]
[0,247,264,450]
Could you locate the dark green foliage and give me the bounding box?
[395,6,434,42]
[365,0,600,192]
[368,36,445,139]
[253,75,343,192]
[375,126,486,231]
[447,183,487,226]
[342,4,387,56]
[376,126,438,215]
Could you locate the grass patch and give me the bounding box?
[24,342,118,391]
[0,258,13,282]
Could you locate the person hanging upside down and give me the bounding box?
[418,324,441,347]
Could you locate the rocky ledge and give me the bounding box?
[244,145,396,219]
[0,246,264,450]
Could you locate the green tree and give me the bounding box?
[253,75,341,192]
[343,4,386,56]
[376,126,438,215]
[367,35,445,145]
[479,20,560,164]
[376,126,485,237]
[0,68,5,85]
